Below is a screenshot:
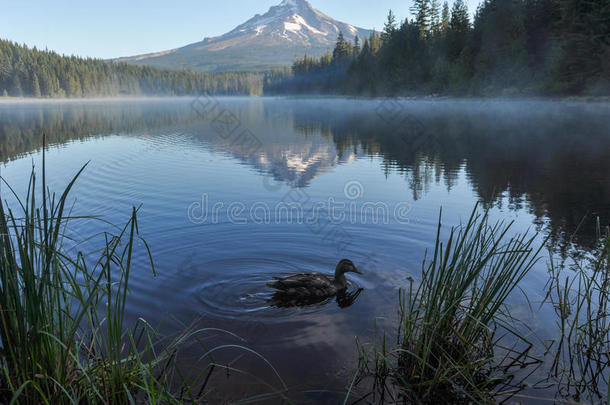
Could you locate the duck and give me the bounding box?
[266,259,362,300]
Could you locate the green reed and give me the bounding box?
[0,146,213,404]
[545,219,610,403]
[357,206,543,403]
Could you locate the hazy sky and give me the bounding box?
[1,0,481,59]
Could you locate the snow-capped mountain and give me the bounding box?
[116,0,371,72]
[209,0,365,48]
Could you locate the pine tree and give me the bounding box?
[554,0,607,93]
[332,32,353,61]
[39,72,52,96]
[369,31,382,54]
[450,0,469,32]
[524,0,560,70]
[32,73,41,97]
[0,58,10,82]
[361,39,370,56]
[381,10,397,42]
[11,75,22,97]
[470,0,527,90]
[441,1,450,32]
[353,35,361,56]
[412,0,432,36]
[448,0,470,60]
[321,50,332,66]
[430,0,442,33]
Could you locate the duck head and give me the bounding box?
[335,259,363,276]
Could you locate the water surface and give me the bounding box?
[1,97,608,402]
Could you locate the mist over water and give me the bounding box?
[0,97,608,401]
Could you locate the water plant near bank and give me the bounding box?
[0,148,212,404]
[355,207,544,403]
[545,220,610,403]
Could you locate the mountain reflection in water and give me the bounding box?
[1,98,607,251]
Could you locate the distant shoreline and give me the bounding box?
[0,95,249,104]
[1,95,609,104]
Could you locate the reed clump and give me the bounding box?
[546,220,610,402]
[358,206,543,403]
[0,153,208,403]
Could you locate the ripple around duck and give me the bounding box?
[187,257,364,322]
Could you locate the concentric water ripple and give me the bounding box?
[185,257,364,321]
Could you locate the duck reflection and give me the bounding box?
[268,288,363,309]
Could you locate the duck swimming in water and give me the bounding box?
[266,259,362,302]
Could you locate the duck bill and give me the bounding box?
[353,268,363,275]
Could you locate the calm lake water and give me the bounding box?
[1,97,609,402]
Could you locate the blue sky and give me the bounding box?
[1,0,482,59]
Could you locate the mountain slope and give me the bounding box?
[116,0,371,72]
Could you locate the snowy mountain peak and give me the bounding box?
[279,0,301,9]
[116,0,371,72]
[278,0,314,12]
[203,0,367,49]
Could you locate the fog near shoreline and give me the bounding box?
[1,95,609,104]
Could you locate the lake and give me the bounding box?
[1,97,609,402]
